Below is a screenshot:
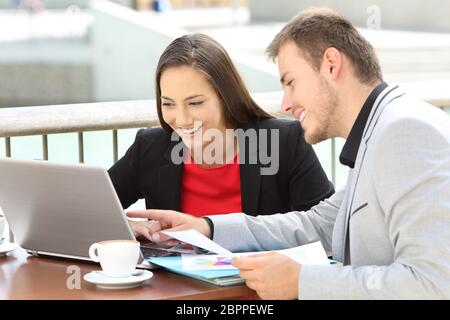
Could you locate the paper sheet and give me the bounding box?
[277,241,330,265]
[161,229,234,257]
[182,254,237,271]
[180,240,330,271]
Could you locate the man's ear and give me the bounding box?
[322,47,342,80]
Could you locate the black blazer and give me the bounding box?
[108,118,334,216]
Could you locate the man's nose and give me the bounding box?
[281,93,293,113]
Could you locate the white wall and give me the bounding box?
[90,0,281,101]
[90,0,185,101]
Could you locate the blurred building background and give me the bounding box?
[1,0,449,108]
[0,0,449,195]
[249,0,450,32]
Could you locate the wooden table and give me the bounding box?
[0,248,258,300]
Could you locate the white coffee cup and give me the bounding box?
[88,240,140,277]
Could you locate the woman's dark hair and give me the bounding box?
[155,34,273,132]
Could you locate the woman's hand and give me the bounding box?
[126,209,211,242]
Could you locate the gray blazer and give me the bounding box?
[208,85,450,299]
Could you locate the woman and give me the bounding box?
[108,34,334,240]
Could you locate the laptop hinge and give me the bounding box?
[27,250,39,257]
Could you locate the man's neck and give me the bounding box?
[336,79,382,139]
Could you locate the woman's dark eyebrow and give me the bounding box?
[185,94,205,101]
[161,96,175,101]
[161,95,205,102]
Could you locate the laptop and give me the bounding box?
[0,158,192,269]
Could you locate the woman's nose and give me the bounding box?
[175,107,192,127]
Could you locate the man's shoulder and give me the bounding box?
[380,96,450,139]
[367,96,450,162]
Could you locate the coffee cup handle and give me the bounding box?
[88,243,100,262]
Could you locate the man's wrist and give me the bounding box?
[201,217,214,239]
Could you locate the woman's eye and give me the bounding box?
[189,101,204,106]
[162,102,174,107]
[286,80,294,87]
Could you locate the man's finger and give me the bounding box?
[160,224,191,233]
[149,232,163,242]
[245,280,258,292]
[232,255,268,270]
[126,209,173,221]
[143,220,162,234]
[151,224,192,243]
[239,270,259,281]
[239,252,274,259]
[142,229,154,242]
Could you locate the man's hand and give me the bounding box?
[232,252,301,300]
[126,209,211,242]
[128,219,161,241]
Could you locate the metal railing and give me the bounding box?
[1,99,158,163]
[1,84,450,180]
[0,92,289,163]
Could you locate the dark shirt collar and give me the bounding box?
[339,82,388,168]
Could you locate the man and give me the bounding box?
[128,8,450,299]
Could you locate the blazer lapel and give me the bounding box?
[238,122,262,214]
[156,140,183,211]
[239,161,261,214]
[341,85,406,263]
[342,142,367,265]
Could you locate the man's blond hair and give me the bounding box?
[267,7,382,85]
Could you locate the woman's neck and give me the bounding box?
[189,130,239,168]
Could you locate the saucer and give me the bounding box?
[0,242,19,257]
[83,269,153,290]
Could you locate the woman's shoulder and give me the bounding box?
[133,127,173,151]
[136,127,170,140]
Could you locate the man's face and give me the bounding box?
[277,41,339,144]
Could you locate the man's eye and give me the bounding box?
[286,80,294,87]
[189,101,204,106]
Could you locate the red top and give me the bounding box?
[180,155,242,217]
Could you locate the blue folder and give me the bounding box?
[148,256,336,286]
[148,256,244,286]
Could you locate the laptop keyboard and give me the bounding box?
[141,246,180,258]
[139,241,210,259]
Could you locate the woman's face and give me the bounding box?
[160,65,228,152]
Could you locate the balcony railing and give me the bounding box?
[1,83,450,181]
[0,92,288,162]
